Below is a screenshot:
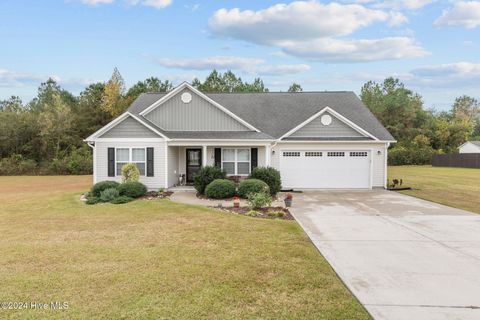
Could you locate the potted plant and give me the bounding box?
[233,195,240,208]
[284,193,293,207]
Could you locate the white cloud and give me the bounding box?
[208,1,426,63]
[277,37,429,62]
[435,1,480,29]
[80,0,172,9]
[157,56,264,70]
[375,0,436,10]
[0,68,97,89]
[209,1,398,44]
[409,62,480,87]
[0,69,45,87]
[156,56,310,76]
[80,0,114,5]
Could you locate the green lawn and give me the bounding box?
[388,165,480,214]
[0,176,369,320]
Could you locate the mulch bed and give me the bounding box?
[140,191,174,200]
[212,206,293,220]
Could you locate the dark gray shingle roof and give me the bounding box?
[127,91,394,141]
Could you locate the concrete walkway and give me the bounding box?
[290,190,480,320]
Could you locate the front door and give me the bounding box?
[186,149,202,183]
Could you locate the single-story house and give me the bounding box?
[85,82,395,190]
[458,141,480,154]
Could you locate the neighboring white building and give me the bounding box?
[459,141,480,154]
[85,82,396,190]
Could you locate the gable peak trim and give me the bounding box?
[85,112,169,141]
[138,82,260,132]
[278,106,379,141]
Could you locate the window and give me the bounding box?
[350,151,368,157]
[222,148,250,175]
[305,152,322,157]
[327,152,345,157]
[116,148,146,176]
[283,152,300,157]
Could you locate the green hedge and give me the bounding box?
[249,167,281,195]
[205,179,236,199]
[193,166,226,194]
[118,181,147,198]
[237,179,270,198]
[91,181,120,197]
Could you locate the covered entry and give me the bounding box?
[280,150,371,189]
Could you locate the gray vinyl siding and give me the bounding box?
[290,112,365,138]
[144,89,250,131]
[167,146,179,188]
[100,117,159,138]
[95,141,167,189]
[271,142,387,187]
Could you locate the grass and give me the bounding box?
[0,176,369,320]
[388,165,480,214]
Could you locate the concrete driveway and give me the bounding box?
[290,190,480,320]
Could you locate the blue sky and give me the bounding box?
[0,0,479,110]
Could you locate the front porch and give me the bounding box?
[166,142,271,188]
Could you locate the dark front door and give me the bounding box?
[186,149,202,183]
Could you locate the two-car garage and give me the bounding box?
[280,150,372,189]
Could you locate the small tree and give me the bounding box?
[121,163,140,183]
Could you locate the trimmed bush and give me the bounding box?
[121,163,140,183]
[100,188,119,202]
[250,167,281,196]
[85,196,100,205]
[111,196,134,204]
[247,192,272,210]
[118,181,147,198]
[91,181,120,197]
[205,179,236,199]
[237,179,270,198]
[193,165,226,194]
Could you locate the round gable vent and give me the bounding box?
[181,92,192,103]
[320,114,332,126]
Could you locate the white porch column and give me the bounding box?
[202,145,207,167]
[265,144,271,167]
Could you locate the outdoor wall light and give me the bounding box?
[377,150,382,155]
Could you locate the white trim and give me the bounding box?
[202,145,207,167]
[384,142,390,189]
[221,148,251,176]
[93,138,166,142]
[278,106,380,141]
[87,142,97,184]
[139,82,261,132]
[84,112,169,141]
[168,141,272,147]
[165,144,168,188]
[265,144,271,167]
[115,147,147,177]
[458,141,480,149]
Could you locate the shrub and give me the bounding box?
[237,179,270,198]
[91,181,120,197]
[247,192,272,210]
[100,188,119,202]
[118,181,147,198]
[246,210,260,217]
[85,196,100,205]
[267,211,285,218]
[250,167,281,196]
[193,166,226,194]
[111,196,133,204]
[0,154,38,175]
[388,145,435,165]
[49,145,93,175]
[121,163,140,183]
[205,179,236,199]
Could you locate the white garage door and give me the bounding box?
[280,150,371,189]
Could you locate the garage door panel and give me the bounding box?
[280,150,371,189]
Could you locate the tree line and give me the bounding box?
[0,69,478,175]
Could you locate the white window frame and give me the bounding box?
[115,147,146,176]
[221,148,251,176]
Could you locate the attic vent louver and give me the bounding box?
[181,92,192,103]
